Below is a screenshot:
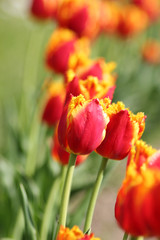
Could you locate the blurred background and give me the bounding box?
[0,0,160,239]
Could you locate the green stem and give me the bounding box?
[39,166,67,240]
[123,232,129,240]
[55,153,77,239]
[83,157,108,233]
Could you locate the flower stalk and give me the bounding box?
[83,157,108,233]
[55,153,77,239]
[123,232,129,240]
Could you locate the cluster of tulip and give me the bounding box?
[31,0,160,38]
[29,0,160,240]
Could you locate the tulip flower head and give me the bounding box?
[46,28,90,74]
[96,102,146,160]
[52,129,87,166]
[30,0,57,19]
[57,225,100,240]
[65,59,116,101]
[117,4,149,38]
[58,94,110,155]
[41,80,65,127]
[132,0,160,21]
[142,39,160,65]
[115,140,160,237]
[56,0,101,38]
[100,1,120,34]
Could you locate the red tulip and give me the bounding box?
[115,141,160,237]
[31,0,57,19]
[46,28,90,74]
[58,94,110,155]
[65,59,116,101]
[96,102,146,160]
[56,0,101,38]
[42,80,65,127]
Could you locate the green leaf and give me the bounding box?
[19,184,37,240]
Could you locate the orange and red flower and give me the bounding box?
[132,0,160,21]
[142,39,160,65]
[46,28,90,74]
[56,0,101,38]
[96,102,146,160]
[30,0,57,19]
[115,140,160,237]
[58,94,110,155]
[41,80,66,127]
[52,129,87,166]
[57,225,100,240]
[100,1,120,34]
[65,59,116,101]
[117,4,149,38]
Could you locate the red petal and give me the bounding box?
[46,40,75,73]
[67,98,107,154]
[79,62,103,80]
[97,110,134,160]
[42,95,64,126]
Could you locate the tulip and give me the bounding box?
[56,0,101,38]
[65,59,116,101]
[58,94,110,155]
[46,28,90,74]
[117,5,149,38]
[41,80,65,127]
[57,225,100,240]
[30,0,57,19]
[132,0,160,21]
[142,39,160,65]
[115,141,160,237]
[96,102,146,160]
[100,1,120,34]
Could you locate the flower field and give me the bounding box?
[0,1,160,240]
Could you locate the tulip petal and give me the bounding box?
[97,110,134,160]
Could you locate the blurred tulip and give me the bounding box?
[115,140,160,237]
[56,0,101,38]
[117,4,149,38]
[57,225,100,240]
[30,0,57,19]
[41,80,65,127]
[132,0,160,21]
[100,1,120,34]
[46,28,90,74]
[65,59,116,101]
[96,102,146,160]
[58,94,110,155]
[142,39,160,64]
